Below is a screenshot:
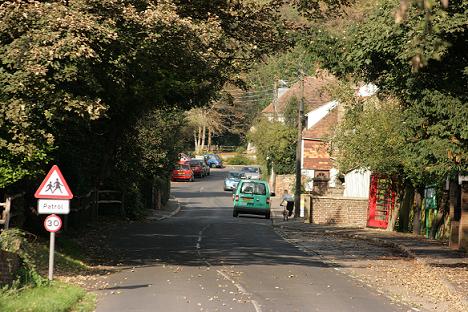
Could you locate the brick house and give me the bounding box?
[260,71,339,194]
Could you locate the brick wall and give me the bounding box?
[302,140,332,170]
[274,174,295,195]
[308,195,368,227]
[0,250,19,285]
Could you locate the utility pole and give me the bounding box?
[294,72,305,218]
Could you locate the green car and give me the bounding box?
[232,179,271,219]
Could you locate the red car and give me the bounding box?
[171,163,194,182]
[189,159,205,178]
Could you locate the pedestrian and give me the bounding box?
[53,178,63,193]
[281,190,294,217]
[44,181,54,193]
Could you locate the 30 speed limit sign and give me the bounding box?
[44,214,62,233]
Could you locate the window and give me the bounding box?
[241,182,266,195]
[228,172,242,179]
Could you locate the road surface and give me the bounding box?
[95,168,408,312]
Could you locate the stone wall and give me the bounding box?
[307,195,368,227]
[0,250,20,285]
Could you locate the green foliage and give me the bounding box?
[324,0,468,187]
[333,95,406,176]
[245,44,317,110]
[0,0,288,196]
[283,96,299,127]
[227,154,252,165]
[248,119,296,174]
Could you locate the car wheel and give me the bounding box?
[265,213,271,219]
[233,211,238,218]
[190,177,194,182]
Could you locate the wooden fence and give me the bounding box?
[66,189,124,228]
[0,193,25,230]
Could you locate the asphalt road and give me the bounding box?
[95,168,408,312]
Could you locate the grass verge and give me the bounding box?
[0,281,95,312]
[1,229,98,312]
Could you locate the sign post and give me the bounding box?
[35,165,73,281]
[44,214,62,280]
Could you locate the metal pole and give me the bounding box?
[294,74,304,218]
[48,232,55,280]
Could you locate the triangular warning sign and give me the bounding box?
[34,165,73,199]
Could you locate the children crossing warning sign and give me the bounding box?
[34,165,73,199]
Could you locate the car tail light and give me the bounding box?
[234,195,239,201]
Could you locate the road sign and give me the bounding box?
[38,199,70,214]
[35,165,73,199]
[44,214,62,233]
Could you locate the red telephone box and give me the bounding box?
[367,175,396,228]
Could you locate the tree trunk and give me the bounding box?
[387,198,400,231]
[398,184,414,232]
[193,130,198,152]
[207,127,212,151]
[413,189,424,235]
[201,124,206,152]
[430,186,449,239]
[197,126,202,153]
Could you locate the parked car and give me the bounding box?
[189,159,205,178]
[171,163,194,182]
[240,166,261,179]
[232,179,271,219]
[223,171,244,191]
[205,154,223,168]
[194,156,211,176]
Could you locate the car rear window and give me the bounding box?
[242,167,259,173]
[190,160,202,165]
[228,172,242,179]
[240,182,266,195]
[176,164,190,170]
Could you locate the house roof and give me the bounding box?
[262,70,336,115]
[302,107,338,140]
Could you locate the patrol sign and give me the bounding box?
[38,199,70,214]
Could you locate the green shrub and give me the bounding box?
[0,229,45,287]
[227,154,252,165]
[235,146,247,154]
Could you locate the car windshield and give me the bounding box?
[228,172,242,179]
[240,182,266,195]
[242,167,259,173]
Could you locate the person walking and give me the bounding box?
[281,189,294,218]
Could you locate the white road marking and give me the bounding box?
[196,224,262,312]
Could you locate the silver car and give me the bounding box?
[224,171,244,191]
[240,166,261,180]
